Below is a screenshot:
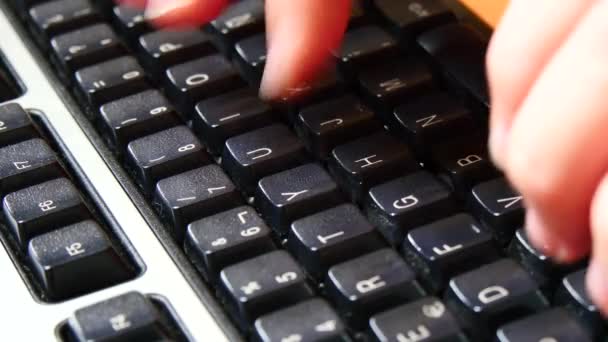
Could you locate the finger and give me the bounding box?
[588,173,608,316]
[145,0,229,28]
[486,0,595,168]
[260,0,351,100]
[505,1,608,262]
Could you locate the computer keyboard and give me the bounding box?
[0,0,605,341]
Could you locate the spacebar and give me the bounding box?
[417,23,489,107]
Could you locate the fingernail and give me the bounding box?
[587,263,608,311]
[144,0,182,20]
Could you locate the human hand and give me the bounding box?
[136,0,351,100]
[487,0,608,314]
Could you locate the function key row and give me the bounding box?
[0,103,137,302]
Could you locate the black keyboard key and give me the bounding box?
[496,308,592,342]
[373,0,454,41]
[445,259,548,340]
[30,0,100,38]
[430,138,498,195]
[254,299,348,342]
[68,292,173,341]
[288,203,385,279]
[220,250,314,326]
[75,56,149,107]
[165,55,245,116]
[326,248,424,327]
[509,229,581,293]
[51,24,126,74]
[358,58,434,114]
[393,92,476,156]
[99,90,182,152]
[234,34,267,84]
[0,103,38,147]
[193,88,275,155]
[28,220,131,300]
[3,178,89,247]
[338,26,397,70]
[556,270,605,339]
[285,70,344,109]
[222,124,308,194]
[0,139,63,197]
[418,23,489,107]
[256,163,344,234]
[295,95,380,159]
[365,171,457,246]
[403,213,498,292]
[112,5,149,42]
[209,0,265,53]
[154,165,242,241]
[185,206,275,281]
[370,297,466,342]
[139,29,215,76]
[471,178,525,245]
[126,126,210,193]
[328,132,419,202]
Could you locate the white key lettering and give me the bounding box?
[355,155,383,168]
[275,271,297,283]
[226,13,253,29]
[281,334,302,342]
[416,114,443,128]
[211,237,227,247]
[393,195,419,210]
[497,196,523,209]
[219,113,241,122]
[356,275,386,294]
[186,74,210,86]
[281,190,308,202]
[396,325,431,342]
[315,320,337,332]
[478,286,509,304]
[457,154,482,167]
[122,71,140,80]
[237,211,249,224]
[432,243,463,256]
[247,147,272,160]
[380,78,407,92]
[159,42,183,53]
[38,200,57,212]
[109,314,132,331]
[68,45,87,54]
[421,301,445,318]
[320,118,344,127]
[13,161,31,170]
[317,231,345,244]
[241,281,261,295]
[207,186,227,194]
[65,242,85,256]
[240,226,260,237]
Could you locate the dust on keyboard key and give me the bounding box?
[365,171,457,246]
[75,56,149,107]
[125,126,210,193]
[28,220,131,300]
[255,163,344,235]
[445,259,548,340]
[193,88,276,155]
[154,165,242,242]
[288,203,385,279]
[165,55,245,116]
[99,90,182,152]
[222,124,309,194]
[295,95,381,160]
[185,206,276,281]
[0,138,63,197]
[3,178,90,247]
[328,132,419,203]
[0,103,39,148]
[326,248,424,328]
[403,213,499,292]
[51,24,126,74]
[220,250,314,328]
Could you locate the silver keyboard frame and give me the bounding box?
[0,4,238,341]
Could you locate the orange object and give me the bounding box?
[459,0,508,27]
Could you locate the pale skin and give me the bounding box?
[126,0,608,315]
